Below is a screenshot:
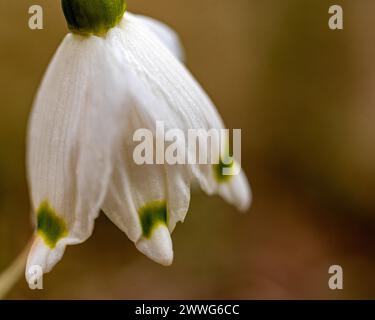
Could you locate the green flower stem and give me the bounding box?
[0,237,33,299]
[61,0,127,36]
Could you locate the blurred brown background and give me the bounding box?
[1,0,375,299]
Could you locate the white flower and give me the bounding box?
[26,1,251,282]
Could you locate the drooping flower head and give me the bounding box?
[26,0,251,282]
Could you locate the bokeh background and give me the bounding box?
[1,0,375,299]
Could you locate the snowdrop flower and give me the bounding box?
[25,0,251,282]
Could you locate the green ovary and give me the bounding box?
[61,0,127,36]
[213,157,235,183]
[37,201,68,249]
[139,201,168,239]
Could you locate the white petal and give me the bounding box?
[136,225,173,266]
[26,32,134,276]
[101,72,190,262]
[218,170,252,212]
[135,14,185,62]
[102,143,166,243]
[26,237,65,280]
[116,13,251,209]
[119,13,223,130]
[100,74,162,243]
[164,165,191,232]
